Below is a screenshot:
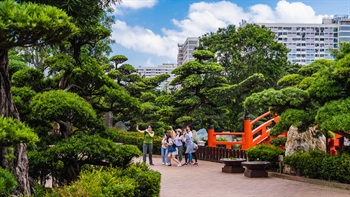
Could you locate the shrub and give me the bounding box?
[49,163,161,197]
[103,128,162,155]
[269,137,287,146]
[122,163,161,197]
[49,168,137,197]
[246,144,285,169]
[0,167,18,196]
[284,150,350,183]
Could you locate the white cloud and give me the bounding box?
[111,20,178,59]
[112,0,327,66]
[112,0,158,15]
[274,0,324,23]
[249,4,276,23]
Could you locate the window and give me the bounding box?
[340,32,350,36]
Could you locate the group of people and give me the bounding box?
[137,124,199,167]
[161,125,198,167]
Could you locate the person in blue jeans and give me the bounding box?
[161,133,168,165]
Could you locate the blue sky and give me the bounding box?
[110,0,350,67]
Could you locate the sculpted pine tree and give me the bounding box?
[0,0,77,194]
[199,24,291,130]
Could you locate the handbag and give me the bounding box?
[168,144,176,152]
[193,143,198,150]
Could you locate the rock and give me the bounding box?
[285,125,326,156]
[114,121,127,131]
[196,128,208,141]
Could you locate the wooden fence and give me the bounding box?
[196,146,246,162]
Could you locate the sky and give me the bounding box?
[110,0,350,67]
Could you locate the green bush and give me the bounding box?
[103,128,162,155]
[246,144,285,169]
[48,163,161,197]
[122,163,161,197]
[284,150,350,183]
[0,167,18,196]
[269,137,287,146]
[49,168,137,197]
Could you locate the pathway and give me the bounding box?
[138,155,350,197]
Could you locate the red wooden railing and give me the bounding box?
[207,111,280,150]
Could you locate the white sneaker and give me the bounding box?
[162,162,165,165]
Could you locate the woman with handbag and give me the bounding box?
[166,132,181,167]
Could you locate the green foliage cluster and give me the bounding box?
[216,137,228,142]
[284,150,350,183]
[0,116,39,146]
[0,167,18,196]
[199,24,291,130]
[0,0,78,49]
[29,134,141,184]
[269,137,287,146]
[103,129,162,155]
[49,163,160,197]
[244,55,350,138]
[246,144,285,169]
[122,163,161,197]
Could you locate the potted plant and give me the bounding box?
[219,157,246,173]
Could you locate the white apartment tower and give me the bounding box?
[177,37,199,66]
[136,63,177,90]
[257,15,350,65]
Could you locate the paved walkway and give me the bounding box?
[139,155,350,197]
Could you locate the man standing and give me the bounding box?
[137,124,155,165]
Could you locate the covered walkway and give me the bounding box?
[143,155,350,197]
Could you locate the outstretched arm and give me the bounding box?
[136,125,145,134]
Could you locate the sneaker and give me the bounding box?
[177,164,182,167]
[181,163,188,166]
[193,162,198,166]
[149,163,154,166]
[162,162,165,165]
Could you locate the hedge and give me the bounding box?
[48,163,161,197]
[103,128,162,155]
[284,150,350,183]
[246,144,285,169]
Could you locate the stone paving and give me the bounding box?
[137,155,350,197]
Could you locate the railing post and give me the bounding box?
[242,110,252,150]
[207,119,216,147]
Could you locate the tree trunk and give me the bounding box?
[104,111,113,128]
[0,49,31,195]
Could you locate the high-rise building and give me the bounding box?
[136,63,177,90]
[257,15,350,65]
[177,37,199,66]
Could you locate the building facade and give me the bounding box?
[177,37,199,66]
[257,15,350,65]
[136,63,177,90]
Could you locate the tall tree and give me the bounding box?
[0,0,77,194]
[244,54,350,140]
[170,50,226,127]
[198,24,290,130]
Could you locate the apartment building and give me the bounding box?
[257,15,350,65]
[136,63,177,90]
[177,37,200,66]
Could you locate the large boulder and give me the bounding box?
[285,125,326,156]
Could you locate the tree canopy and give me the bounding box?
[245,43,350,138]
